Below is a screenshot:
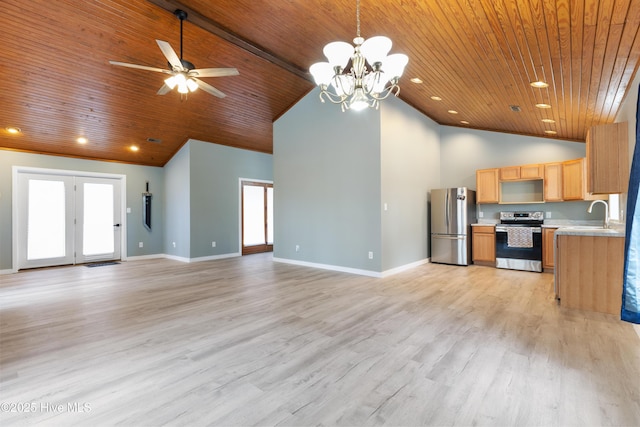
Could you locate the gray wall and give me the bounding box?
[0,150,164,270]
[189,140,273,258]
[163,142,191,258]
[380,96,440,270]
[439,126,599,221]
[274,90,383,271]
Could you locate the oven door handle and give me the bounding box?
[496,226,542,233]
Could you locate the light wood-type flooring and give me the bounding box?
[1,254,639,426]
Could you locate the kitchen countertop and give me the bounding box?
[554,226,625,238]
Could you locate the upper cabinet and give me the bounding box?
[476,168,499,204]
[544,162,563,202]
[586,122,629,194]
[562,158,602,201]
[521,164,544,179]
[499,164,543,181]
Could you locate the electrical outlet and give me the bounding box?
[546,212,551,218]
[172,242,176,248]
[138,242,143,248]
[368,251,373,259]
[295,245,300,252]
[384,203,388,211]
[478,212,484,218]
[212,241,216,247]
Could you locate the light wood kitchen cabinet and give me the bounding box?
[476,168,499,204]
[556,234,624,315]
[562,158,602,201]
[544,162,563,201]
[586,121,629,194]
[499,166,521,181]
[562,158,585,200]
[520,164,544,179]
[542,227,558,270]
[472,225,495,265]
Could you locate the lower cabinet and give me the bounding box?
[556,234,624,315]
[542,227,558,270]
[472,225,495,266]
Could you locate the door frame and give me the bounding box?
[238,178,273,255]
[12,166,127,272]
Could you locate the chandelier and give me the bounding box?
[309,0,409,112]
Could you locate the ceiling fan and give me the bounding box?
[109,9,239,98]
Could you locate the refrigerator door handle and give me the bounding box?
[432,235,466,240]
[445,191,449,231]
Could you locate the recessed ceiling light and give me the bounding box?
[460,120,470,125]
[448,110,458,114]
[6,127,21,134]
[544,130,557,135]
[430,96,442,101]
[530,81,549,88]
[411,77,423,84]
[541,118,556,123]
[536,103,552,109]
[77,137,88,144]
[509,105,521,112]
[130,145,139,152]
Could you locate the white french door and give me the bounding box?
[241,180,273,255]
[16,172,122,269]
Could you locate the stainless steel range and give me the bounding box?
[495,211,544,273]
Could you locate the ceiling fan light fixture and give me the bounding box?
[164,75,177,89]
[186,78,198,92]
[309,0,408,111]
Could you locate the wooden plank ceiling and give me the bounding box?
[1,0,639,167]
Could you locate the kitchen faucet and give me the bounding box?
[587,200,609,229]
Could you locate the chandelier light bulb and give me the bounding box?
[360,36,392,66]
[323,41,354,69]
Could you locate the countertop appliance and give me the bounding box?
[430,188,476,266]
[495,211,544,272]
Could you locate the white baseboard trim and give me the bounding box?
[160,252,241,263]
[125,254,167,261]
[273,257,431,278]
[0,268,18,275]
[273,257,382,278]
[189,252,241,263]
[381,258,430,278]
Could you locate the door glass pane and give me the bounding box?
[83,183,114,256]
[267,187,274,244]
[243,185,265,246]
[27,179,66,260]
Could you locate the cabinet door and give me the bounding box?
[499,166,520,180]
[587,122,629,194]
[472,228,495,263]
[521,164,544,179]
[562,158,586,200]
[476,169,499,204]
[542,228,557,269]
[544,163,563,201]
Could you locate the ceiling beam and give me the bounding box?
[146,0,311,81]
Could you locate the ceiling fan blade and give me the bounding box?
[109,61,168,73]
[156,40,183,71]
[190,68,239,78]
[193,78,226,98]
[157,84,172,95]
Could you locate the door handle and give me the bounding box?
[113,223,121,227]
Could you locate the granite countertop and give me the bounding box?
[554,226,625,238]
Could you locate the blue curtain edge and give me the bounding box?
[621,309,640,324]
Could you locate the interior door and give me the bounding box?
[241,181,273,255]
[16,172,122,269]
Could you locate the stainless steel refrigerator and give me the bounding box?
[430,187,476,266]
